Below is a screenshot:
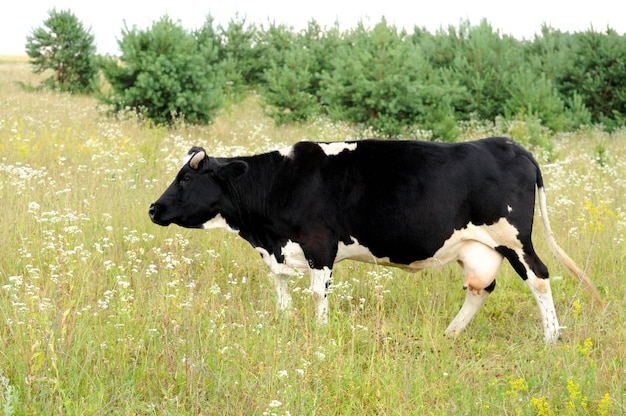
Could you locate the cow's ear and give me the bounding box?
[216,160,249,181]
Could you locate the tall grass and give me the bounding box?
[1,59,625,415]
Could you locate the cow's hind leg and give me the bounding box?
[497,245,561,343]
[445,242,503,337]
[525,277,560,343]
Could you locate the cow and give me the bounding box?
[149,137,602,343]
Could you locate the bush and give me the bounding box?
[25,9,98,93]
[43,13,626,136]
[100,16,224,125]
[216,15,264,95]
[262,43,318,124]
[555,29,626,131]
[419,20,526,122]
[504,68,570,131]
[320,19,459,139]
[260,21,337,124]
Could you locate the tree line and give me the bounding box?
[26,9,626,140]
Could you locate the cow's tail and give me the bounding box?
[535,167,604,308]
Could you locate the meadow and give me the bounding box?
[0,58,625,415]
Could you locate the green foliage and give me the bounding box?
[298,21,343,94]
[555,29,626,131]
[26,13,626,138]
[430,20,519,121]
[255,18,626,141]
[319,20,459,139]
[217,15,263,94]
[504,68,569,131]
[263,43,318,124]
[260,20,339,124]
[592,140,610,167]
[25,9,97,93]
[100,16,224,125]
[0,367,18,416]
[257,22,298,69]
[564,93,593,127]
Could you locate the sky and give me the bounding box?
[2,1,624,55]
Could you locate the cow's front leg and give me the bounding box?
[272,272,293,312]
[310,267,332,324]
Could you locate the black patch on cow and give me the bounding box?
[485,279,497,293]
[496,246,529,280]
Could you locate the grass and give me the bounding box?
[1,58,625,415]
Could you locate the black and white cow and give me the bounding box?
[149,137,602,343]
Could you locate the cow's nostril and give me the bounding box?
[148,203,157,219]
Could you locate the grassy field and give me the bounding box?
[1,59,625,415]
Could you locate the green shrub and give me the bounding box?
[444,20,524,121]
[319,19,459,139]
[100,16,224,125]
[504,68,570,131]
[564,92,593,128]
[262,44,318,124]
[260,21,340,124]
[556,29,626,131]
[216,15,264,95]
[25,8,98,93]
[298,21,343,96]
[95,16,626,135]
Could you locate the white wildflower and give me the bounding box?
[268,400,282,408]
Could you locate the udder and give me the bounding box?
[457,241,504,295]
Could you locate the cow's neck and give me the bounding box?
[220,154,283,246]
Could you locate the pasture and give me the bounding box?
[1,59,625,415]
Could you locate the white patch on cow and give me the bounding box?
[256,246,290,276]
[426,218,521,266]
[336,237,380,263]
[202,214,239,233]
[507,205,513,213]
[336,219,520,273]
[255,240,308,277]
[255,240,332,323]
[278,142,357,158]
[281,240,310,270]
[278,145,294,158]
[317,142,357,156]
[272,273,292,311]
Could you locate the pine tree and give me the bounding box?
[100,16,224,125]
[25,9,98,93]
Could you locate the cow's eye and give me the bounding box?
[181,175,191,184]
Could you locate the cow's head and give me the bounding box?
[149,147,248,228]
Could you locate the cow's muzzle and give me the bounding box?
[148,203,168,225]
